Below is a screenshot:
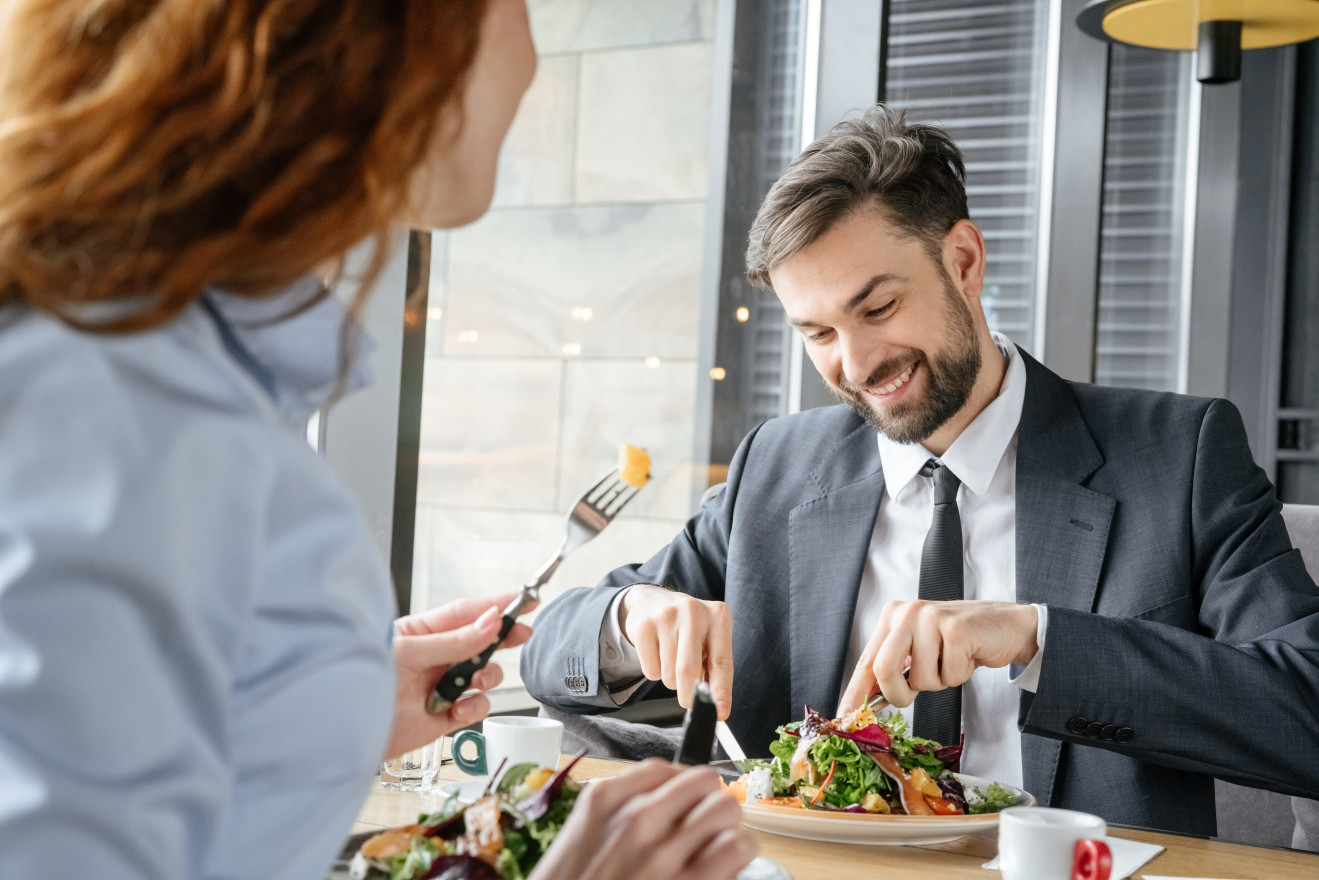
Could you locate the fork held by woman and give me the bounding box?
[428,466,642,714]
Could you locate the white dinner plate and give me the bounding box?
[738,773,1035,846]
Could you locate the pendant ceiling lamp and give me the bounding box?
[1078,0,1319,84]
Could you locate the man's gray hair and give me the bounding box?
[745,105,968,290]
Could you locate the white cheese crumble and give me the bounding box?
[745,766,773,803]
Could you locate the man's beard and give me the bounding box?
[831,279,982,445]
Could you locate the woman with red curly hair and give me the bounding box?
[0,2,756,878]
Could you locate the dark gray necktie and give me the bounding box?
[913,459,963,747]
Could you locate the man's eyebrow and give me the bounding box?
[844,274,902,312]
[787,274,903,327]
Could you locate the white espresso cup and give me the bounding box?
[452,716,564,784]
[998,807,1112,880]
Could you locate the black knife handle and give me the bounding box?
[427,614,517,715]
[674,681,717,765]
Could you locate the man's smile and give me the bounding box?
[865,360,920,402]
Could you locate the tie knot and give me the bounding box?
[923,459,961,505]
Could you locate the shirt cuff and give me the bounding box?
[1008,603,1048,694]
[598,588,646,701]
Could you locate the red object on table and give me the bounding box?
[1072,838,1113,880]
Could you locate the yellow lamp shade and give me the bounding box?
[1078,0,1319,83]
[1099,0,1319,50]
[1081,0,1319,50]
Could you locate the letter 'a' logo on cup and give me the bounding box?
[1072,838,1112,880]
[452,717,564,785]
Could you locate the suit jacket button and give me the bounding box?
[1084,721,1104,739]
[1114,726,1135,744]
[564,674,588,694]
[1066,716,1089,735]
[1100,724,1118,741]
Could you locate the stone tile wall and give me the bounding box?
[414,1,718,692]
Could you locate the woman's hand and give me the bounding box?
[529,760,758,880]
[386,594,533,759]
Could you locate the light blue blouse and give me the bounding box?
[0,281,396,879]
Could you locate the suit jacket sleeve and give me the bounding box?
[520,423,765,712]
[1022,398,1319,797]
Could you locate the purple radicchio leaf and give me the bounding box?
[800,706,831,739]
[514,749,587,820]
[422,812,466,841]
[934,743,963,772]
[842,804,871,813]
[831,723,892,753]
[481,758,509,798]
[419,854,502,880]
[936,776,967,812]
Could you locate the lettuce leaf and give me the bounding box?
[966,781,1017,815]
[803,734,891,809]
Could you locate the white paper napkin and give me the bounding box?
[982,835,1165,878]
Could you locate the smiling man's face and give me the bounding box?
[769,204,996,453]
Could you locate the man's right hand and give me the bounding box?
[618,585,734,720]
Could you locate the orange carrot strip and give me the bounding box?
[809,760,838,807]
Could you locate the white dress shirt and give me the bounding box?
[599,334,1046,787]
[845,334,1043,786]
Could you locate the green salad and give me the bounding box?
[738,705,1018,816]
[350,758,583,880]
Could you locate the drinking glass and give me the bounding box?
[379,738,440,791]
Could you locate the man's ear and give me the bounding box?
[942,219,986,300]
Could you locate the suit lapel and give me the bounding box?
[788,418,885,720]
[1014,349,1116,806]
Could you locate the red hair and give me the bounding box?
[0,0,490,331]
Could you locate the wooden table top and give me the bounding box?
[351,754,1319,879]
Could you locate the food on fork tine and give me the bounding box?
[618,443,651,489]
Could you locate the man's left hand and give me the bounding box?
[837,600,1038,715]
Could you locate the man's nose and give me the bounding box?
[839,333,880,387]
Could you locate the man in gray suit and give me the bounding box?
[520,105,1319,836]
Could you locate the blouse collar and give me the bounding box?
[200,276,374,427]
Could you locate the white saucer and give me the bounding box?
[433,777,490,802]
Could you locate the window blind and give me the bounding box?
[1094,45,1192,390]
[741,0,803,429]
[883,0,1050,344]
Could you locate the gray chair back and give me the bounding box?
[1282,503,1319,578]
[1282,504,1319,851]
